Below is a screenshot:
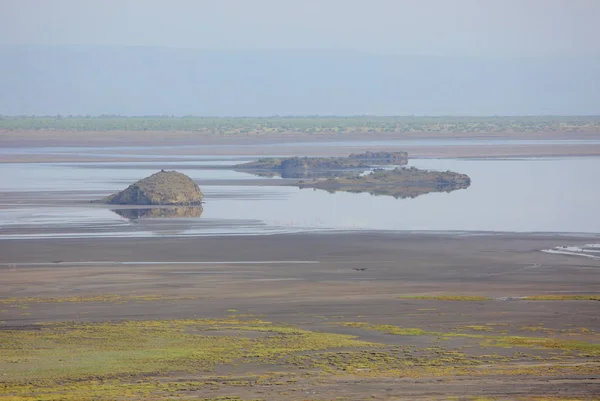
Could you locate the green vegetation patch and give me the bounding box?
[0,318,376,386]
[337,322,600,355]
[456,325,495,332]
[482,336,600,353]
[2,317,599,400]
[339,322,437,336]
[1,317,381,399]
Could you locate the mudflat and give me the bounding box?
[2,232,598,306]
[1,232,599,400]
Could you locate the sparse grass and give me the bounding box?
[519,325,554,334]
[482,336,600,354]
[337,322,600,355]
[288,348,486,376]
[399,295,492,301]
[399,294,600,302]
[520,398,596,401]
[0,317,377,399]
[523,295,600,301]
[456,325,495,332]
[338,322,436,336]
[0,294,197,305]
[2,311,598,400]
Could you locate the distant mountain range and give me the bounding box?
[1,45,598,116]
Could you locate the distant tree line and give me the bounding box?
[0,115,599,134]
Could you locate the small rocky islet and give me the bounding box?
[96,170,204,206]
[234,151,408,178]
[297,167,471,199]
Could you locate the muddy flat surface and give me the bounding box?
[2,232,599,316]
[1,232,599,400]
[1,132,599,400]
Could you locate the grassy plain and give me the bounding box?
[2,303,599,400]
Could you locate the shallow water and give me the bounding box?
[0,162,266,192]
[261,138,600,148]
[3,138,600,156]
[0,157,599,238]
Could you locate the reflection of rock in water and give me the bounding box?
[250,169,358,179]
[112,206,203,220]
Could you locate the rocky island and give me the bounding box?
[235,151,408,178]
[96,170,204,205]
[297,167,471,198]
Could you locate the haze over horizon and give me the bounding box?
[1,0,598,116]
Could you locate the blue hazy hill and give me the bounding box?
[1,45,598,116]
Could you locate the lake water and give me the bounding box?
[0,156,599,238]
[3,138,600,159]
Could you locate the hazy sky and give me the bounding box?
[1,0,599,57]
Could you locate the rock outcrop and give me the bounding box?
[234,151,407,179]
[97,170,204,205]
[297,167,471,199]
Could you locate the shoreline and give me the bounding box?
[2,230,599,259]
[1,229,600,241]
[3,144,600,163]
[2,129,600,163]
[1,231,597,304]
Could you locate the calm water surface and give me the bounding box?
[0,157,598,238]
[3,138,600,153]
[3,138,600,160]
